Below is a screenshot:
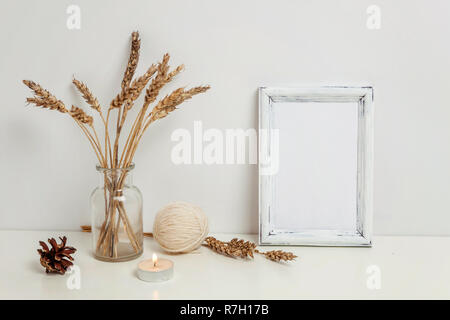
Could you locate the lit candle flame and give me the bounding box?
[152,253,158,267]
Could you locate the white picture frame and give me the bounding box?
[259,86,374,246]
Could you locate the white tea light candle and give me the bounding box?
[137,254,174,282]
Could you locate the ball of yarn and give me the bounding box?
[153,202,209,253]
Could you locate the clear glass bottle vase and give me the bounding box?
[90,163,143,262]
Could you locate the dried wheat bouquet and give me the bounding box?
[23,31,209,258]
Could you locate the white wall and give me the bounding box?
[1,0,449,235]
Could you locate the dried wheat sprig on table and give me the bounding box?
[254,249,297,262]
[149,85,211,122]
[70,105,93,126]
[204,236,297,263]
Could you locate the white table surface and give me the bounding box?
[0,230,449,299]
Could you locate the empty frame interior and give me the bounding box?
[259,87,373,246]
[273,101,358,232]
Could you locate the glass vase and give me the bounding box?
[90,163,143,262]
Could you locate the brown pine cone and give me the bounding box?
[204,237,297,263]
[37,236,77,274]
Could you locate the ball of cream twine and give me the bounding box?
[153,202,209,253]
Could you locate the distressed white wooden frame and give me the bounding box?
[259,86,373,246]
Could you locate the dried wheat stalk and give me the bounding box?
[145,53,171,104]
[122,31,140,90]
[72,78,113,165]
[204,236,297,263]
[204,236,250,258]
[23,80,106,166]
[109,31,141,111]
[123,85,210,165]
[70,105,93,126]
[125,64,158,109]
[72,79,101,112]
[109,31,142,168]
[23,31,209,259]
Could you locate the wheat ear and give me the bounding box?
[114,64,159,167]
[23,79,107,165]
[120,59,191,167]
[23,82,104,163]
[110,31,142,167]
[69,105,106,166]
[119,54,171,167]
[72,78,113,166]
[122,31,140,91]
